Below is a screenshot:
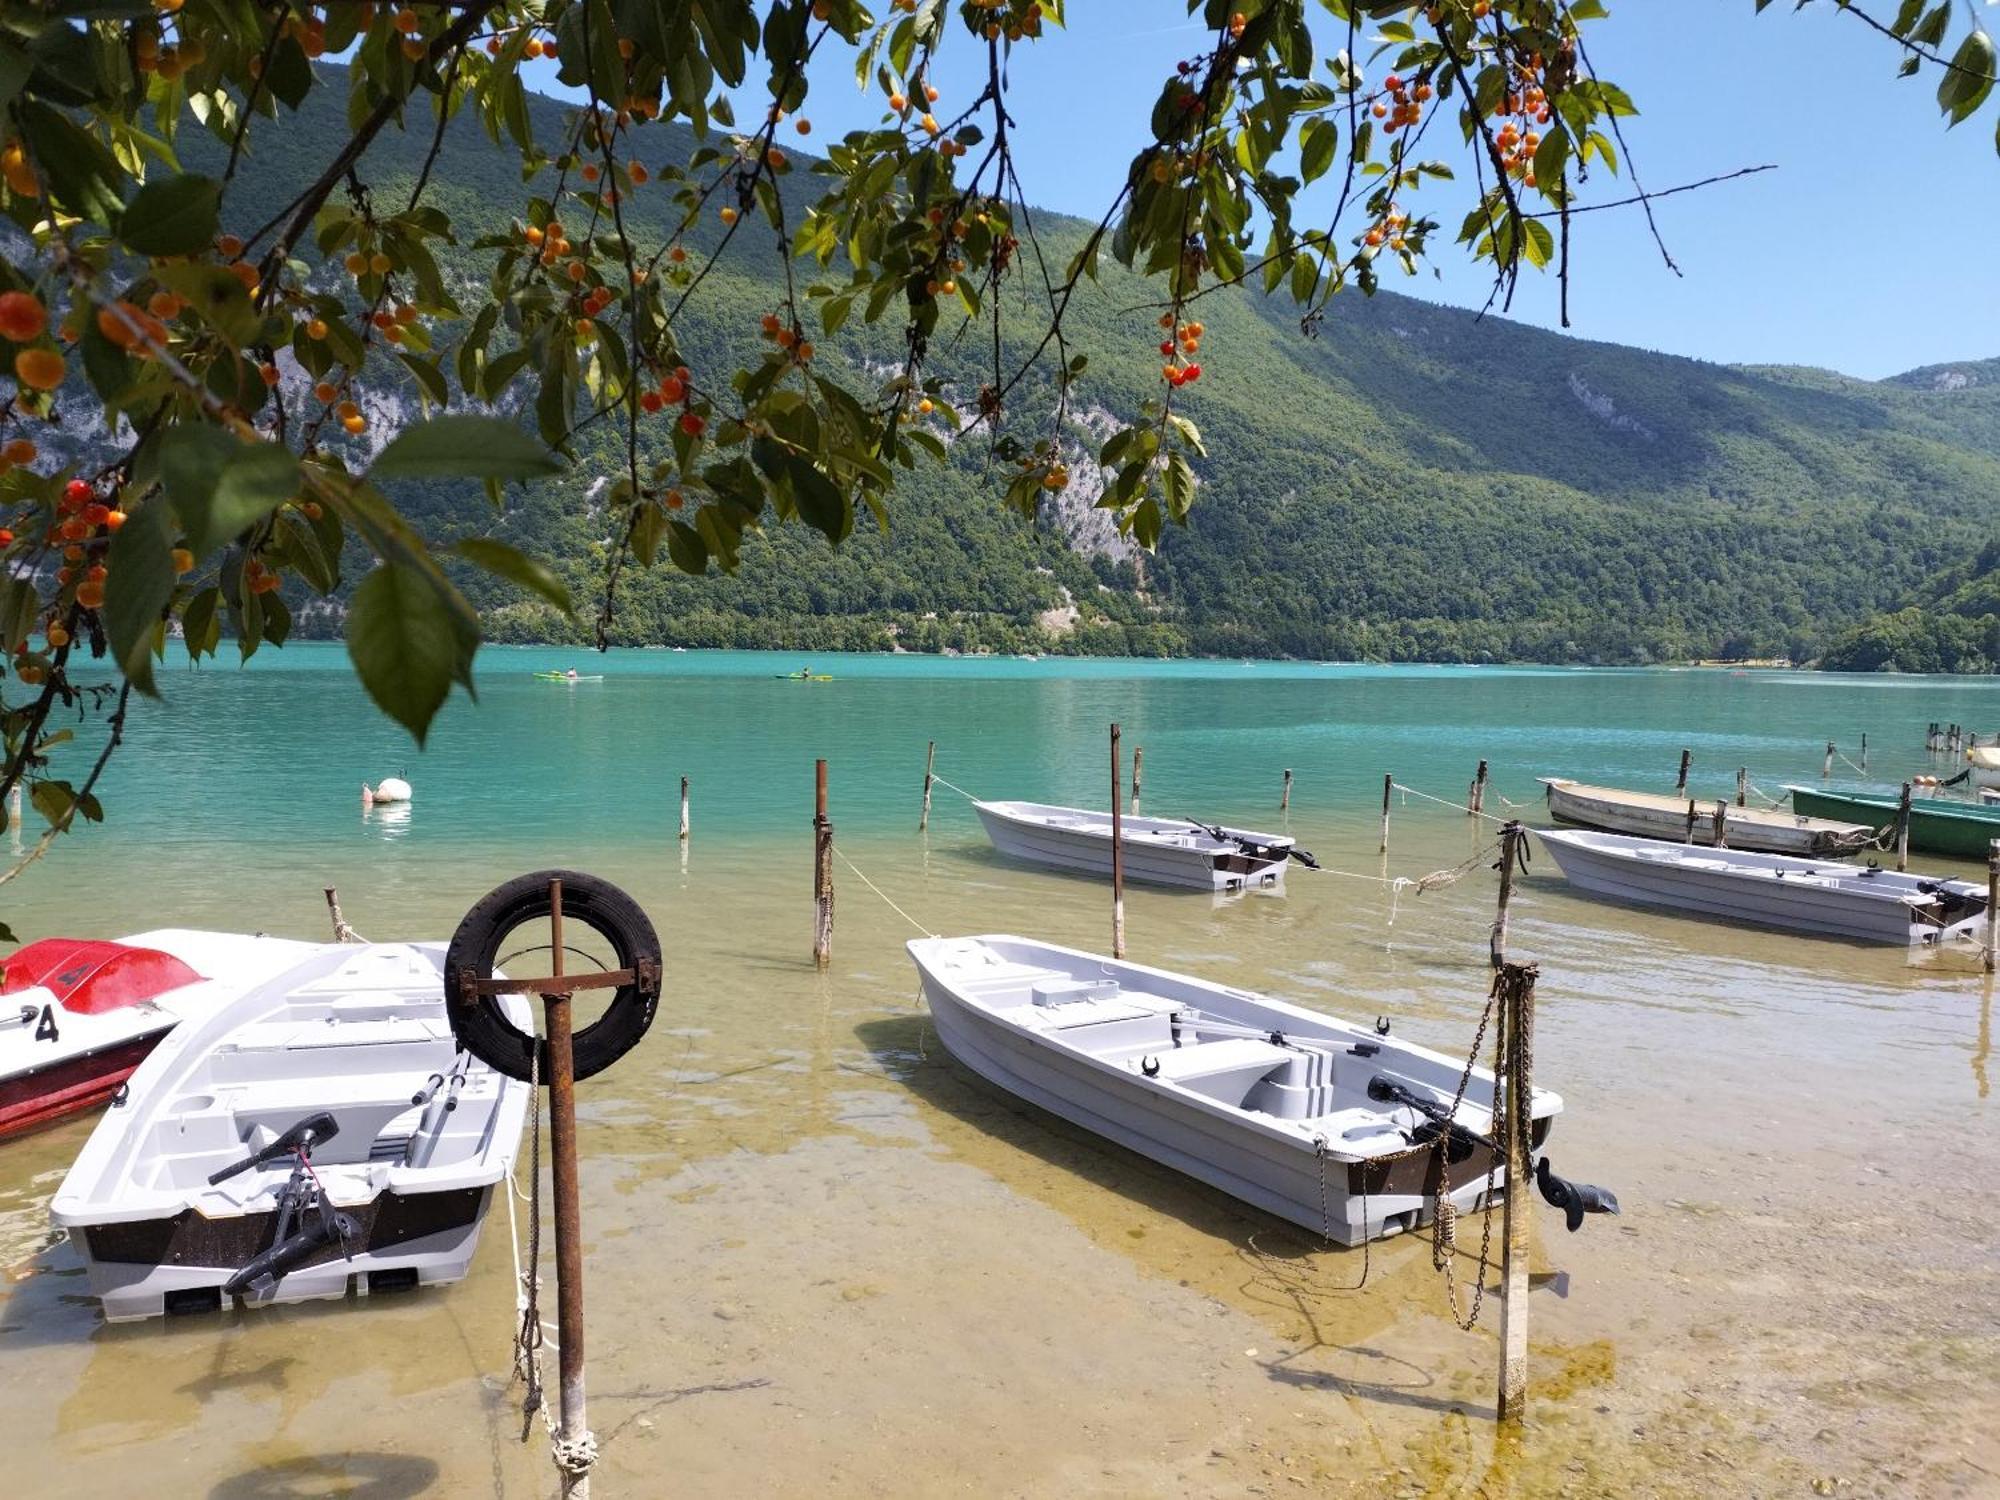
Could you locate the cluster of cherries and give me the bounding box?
[1157,314,1205,388]
[1370,71,1432,135]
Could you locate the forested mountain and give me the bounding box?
[96,71,2000,665]
[1820,541,2000,674]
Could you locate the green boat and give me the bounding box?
[1787,785,2000,859]
[772,673,833,681]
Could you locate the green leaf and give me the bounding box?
[453,537,573,613]
[101,502,176,694]
[784,455,851,545]
[371,415,563,482]
[397,352,449,410]
[666,519,708,575]
[1938,30,1995,126]
[1299,118,1337,184]
[0,578,39,655]
[31,779,101,829]
[153,262,262,347]
[1533,129,1570,191]
[117,173,220,256]
[1521,217,1556,269]
[344,563,475,745]
[17,99,131,226]
[161,428,301,556]
[182,584,221,659]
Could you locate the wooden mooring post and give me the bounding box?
[543,878,592,1499]
[919,741,935,831]
[1736,767,1748,808]
[1986,840,1999,975]
[1860,732,1868,772]
[1379,773,1393,855]
[1927,722,1940,753]
[812,760,833,967]
[1110,724,1127,960]
[1684,799,1698,845]
[322,886,360,943]
[678,776,690,842]
[1281,768,1292,813]
[1896,781,1913,873]
[1469,759,1489,818]
[1490,821,1525,969]
[1712,799,1729,848]
[1130,745,1144,816]
[1674,748,1691,798]
[1495,959,1540,1422]
[1822,740,1836,779]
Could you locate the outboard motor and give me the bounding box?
[210,1112,358,1296]
[1535,1157,1621,1231]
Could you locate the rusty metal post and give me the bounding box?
[919,740,935,831]
[1496,960,1539,1422]
[1281,768,1292,813]
[1490,821,1523,970]
[1379,773,1392,855]
[1822,740,1836,779]
[543,878,592,1498]
[1130,744,1143,816]
[678,775,690,842]
[1470,759,1488,818]
[813,760,833,967]
[1674,747,1691,798]
[1110,724,1126,960]
[1987,840,1999,974]
[1736,766,1748,808]
[1897,780,1913,873]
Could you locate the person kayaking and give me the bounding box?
[566,668,578,680]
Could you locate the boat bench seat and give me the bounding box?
[1143,1038,1293,1101]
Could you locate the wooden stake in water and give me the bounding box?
[919,741,935,832]
[1822,740,1836,779]
[1675,748,1691,797]
[1379,773,1393,855]
[1736,767,1748,808]
[1490,821,1524,969]
[1986,840,1999,974]
[812,760,833,967]
[322,886,360,943]
[1496,959,1539,1423]
[1131,745,1143,817]
[1110,724,1126,960]
[678,776,690,842]
[1896,780,1913,873]
[1860,732,1868,772]
[1713,799,1729,849]
[1281,768,1292,813]
[1470,759,1488,818]
[1684,799,1698,845]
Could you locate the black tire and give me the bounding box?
[444,870,661,1083]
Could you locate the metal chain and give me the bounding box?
[511,1044,546,1441]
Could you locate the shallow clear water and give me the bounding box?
[3,649,1997,1496]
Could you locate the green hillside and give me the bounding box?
[153,72,2000,665]
[1820,541,2000,673]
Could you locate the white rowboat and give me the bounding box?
[1537,828,1988,945]
[1540,777,1873,857]
[52,939,528,1321]
[907,935,1562,1244]
[972,800,1293,891]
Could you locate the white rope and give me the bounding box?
[1742,779,1788,808]
[1390,781,1508,824]
[832,843,941,937]
[1838,751,1868,777]
[926,771,980,803]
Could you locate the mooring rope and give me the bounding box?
[831,843,942,938]
[510,1046,548,1442]
[1837,751,1868,777]
[926,771,980,804]
[1391,781,1509,825]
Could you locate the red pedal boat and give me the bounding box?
[0,931,319,1139]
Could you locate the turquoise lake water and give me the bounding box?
[4,647,1998,1496]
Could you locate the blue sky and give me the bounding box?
[524,2,1999,379]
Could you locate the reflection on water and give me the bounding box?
[3,656,1998,1495]
[362,799,413,840]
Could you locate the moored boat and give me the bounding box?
[1540,777,1873,857]
[1788,784,2000,860]
[906,935,1565,1244]
[51,939,528,1321]
[1537,828,1987,945]
[1968,746,2000,791]
[0,931,320,1140]
[972,800,1296,892]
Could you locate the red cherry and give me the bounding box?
[0,529,14,547]
[62,479,92,512]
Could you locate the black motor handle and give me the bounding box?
[208,1111,340,1185]
[222,1206,359,1296]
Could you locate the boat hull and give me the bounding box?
[1789,786,2000,860]
[1542,778,1868,857]
[0,1030,162,1140]
[974,801,1287,892]
[910,938,1554,1245]
[1536,829,1979,945]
